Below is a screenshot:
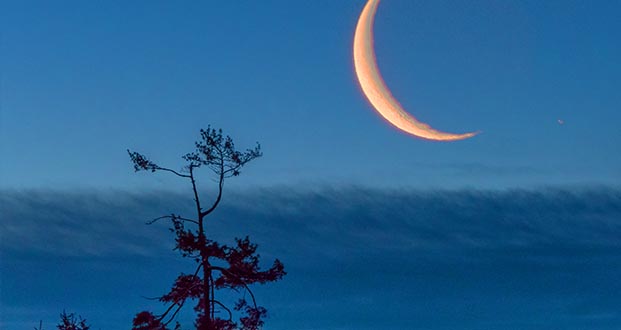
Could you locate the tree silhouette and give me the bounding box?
[34,311,90,330]
[56,311,90,330]
[128,127,285,330]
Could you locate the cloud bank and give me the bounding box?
[2,186,620,259]
[2,186,621,330]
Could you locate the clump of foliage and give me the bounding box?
[128,127,285,330]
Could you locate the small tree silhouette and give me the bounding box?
[56,311,90,330]
[128,127,285,330]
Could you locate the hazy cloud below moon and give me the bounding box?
[2,186,621,330]
[2,186,620,259]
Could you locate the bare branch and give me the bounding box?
[200,174,224,218]
[163,302,184,326]
[147,215,198,225]
[154,166,192,178]
[210,266,258,309]
[211,300,233,321]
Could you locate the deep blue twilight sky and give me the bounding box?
[1,1,620,329]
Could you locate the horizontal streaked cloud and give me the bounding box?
[2,186,620,259]
[2,186,621,330]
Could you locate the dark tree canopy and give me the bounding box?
[128,126,285,330]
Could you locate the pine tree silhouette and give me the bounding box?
[128,127,285,330]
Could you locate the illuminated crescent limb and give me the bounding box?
[353,0,477,141]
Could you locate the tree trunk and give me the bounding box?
[191,165,212,328]
[202,254,212,327]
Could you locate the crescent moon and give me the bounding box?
[353,0,477,141]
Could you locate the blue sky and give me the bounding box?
[1,0,620,329]
[2,0,619,189]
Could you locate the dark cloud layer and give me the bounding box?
[2,186,621,329]
[2,186,620,258]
